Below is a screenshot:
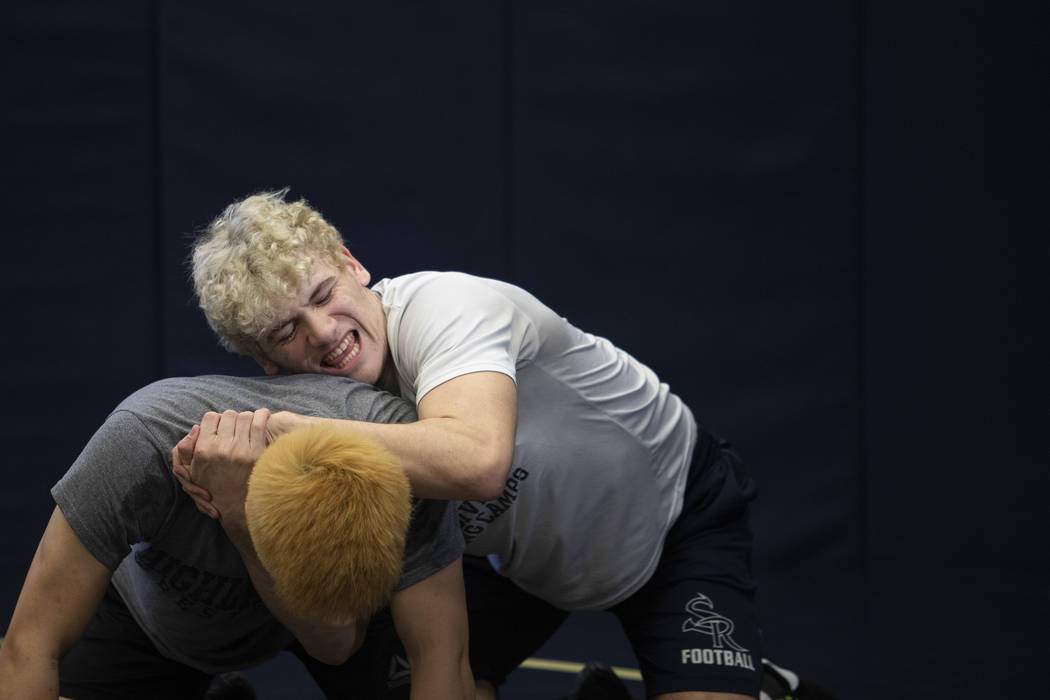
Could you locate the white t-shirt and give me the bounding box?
[373,272,696,610]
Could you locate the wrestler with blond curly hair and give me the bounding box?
[180,189,835,700]
[182,189,767,700]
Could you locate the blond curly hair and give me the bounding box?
[192,190,346,357]
[245,423,412,623]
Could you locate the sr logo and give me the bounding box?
[681,592,747,652]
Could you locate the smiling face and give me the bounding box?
[255,248,391,387]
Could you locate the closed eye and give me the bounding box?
[311,279,336,307]
[273,322,295,345]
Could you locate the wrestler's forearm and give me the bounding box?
[222,521,362,664]
[0,641,61,700]
[391,612,473,700]
[391,559,475,700]
[406,652,475,700]
[267,371,517,501]
[281,415,508,500]
[0,508,111,700]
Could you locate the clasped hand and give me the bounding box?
[171,409,274,525]
[172,409,312,523]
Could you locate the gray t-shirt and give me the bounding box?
[52,374,463,674]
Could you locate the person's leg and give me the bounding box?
[59,584,215,700]
[464,555,570,699]
[613,437,763,700]
[617,574,762,700]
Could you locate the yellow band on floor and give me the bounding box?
[520,657,643,681]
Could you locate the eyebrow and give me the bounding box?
[310,276,336,302]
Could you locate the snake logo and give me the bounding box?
[681,592,748,651]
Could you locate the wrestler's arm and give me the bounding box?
[0,507,111,700]
[176,372,516,505]
[265,371,518,501]
[390,558,474,700]
[172,411,364,664]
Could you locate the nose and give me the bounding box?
[302,309,338,347]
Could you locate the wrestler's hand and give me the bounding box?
[172,424,218,519]
[173,409,284,519]
[266,410,320,443]
[174,409,271,528]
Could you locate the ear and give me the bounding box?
[255,356,280,377]
[339,246,371,286]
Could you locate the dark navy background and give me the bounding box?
[3,2,1045,697]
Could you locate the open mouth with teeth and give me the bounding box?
[322,330,361,369]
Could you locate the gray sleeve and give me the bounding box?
[396,498,465,591]
[51,410,179,571]
[341,380,464,588]
[342,381,418,425]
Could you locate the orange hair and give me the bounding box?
[245,423,411,623]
